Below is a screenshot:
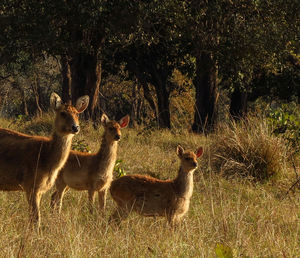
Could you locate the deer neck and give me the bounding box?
[47,132,73,172]
[173,167,194,199]
[94,135,118,176]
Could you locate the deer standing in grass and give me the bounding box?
[51,113,130,213]
[0,93,89,227]
[109,145,203,226]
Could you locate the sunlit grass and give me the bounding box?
[0,114,299,257]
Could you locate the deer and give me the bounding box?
[51,113,130,213]
[109,145,203,226]
[0,93,89,227]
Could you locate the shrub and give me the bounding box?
[208,116,287,181]
[114,159,127,178]
[72,139,91,153]
[266,105,300,155]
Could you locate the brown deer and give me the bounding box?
[109,145,203,226]
[51,113,130,213]
[0,93,89,227]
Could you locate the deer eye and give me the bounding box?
[185,157,190,161]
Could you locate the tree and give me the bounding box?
[107,0,185,128]
[179,0,300,131]
[1,0,298,126]
[1,0,138,119]
[114,42,175,129]
[223,0,299,119]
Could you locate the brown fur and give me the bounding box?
[0,93,89,227]
[51,114,129,213]
[109,145,204,226]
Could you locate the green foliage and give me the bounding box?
[1,0,139,59]
[114,159,127,178]
[1,0,299,128]
[71,140,91,153]
[250,55,300,102]
[8,114,29,126]
[8,115,32,132]
[215,244,234,258]
[267,105,300,154]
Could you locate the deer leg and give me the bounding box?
[98,189,108,210]
[26,190,42,228]
[167,210,178,227]
[168,213,182,228]
[51,185,69,213]
[109,206,129,225]
[88,189,96,213]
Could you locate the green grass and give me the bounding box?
[0,115,299,257]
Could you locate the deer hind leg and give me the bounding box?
[109,206,130,225]
[51,184,69,214]
[98,189,108,211]
[26,190,42,228]
[167,211,181,228]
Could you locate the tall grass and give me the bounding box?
[0,114,299,257]
[208,116,288,181]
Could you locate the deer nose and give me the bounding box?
[72,125,80,133]
[115,134,121,141]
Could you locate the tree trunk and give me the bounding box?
[22,93,28,116]
[19,86,28,116]
[150,62,171,129]
[11,81,28,116]
[69,53,101,120]
[192,52,217,134]
[154,83,171,129]
[131,67,157,120]
[61,55,72,103]
[32,73,43,117]
[140,82,157,119]
[131,82,143,127]
[229,87,248,119]
[127,57,171,128]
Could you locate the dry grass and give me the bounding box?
[0,115,299,257]
[208,116,288,181]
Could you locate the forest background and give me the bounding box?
[1,0,299,131]
[0,1,300,257]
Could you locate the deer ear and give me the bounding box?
[195,147,203,158]
[119,115,130,128]
[75,95,89,113]
[101,113,110,126]
[176,145,184,158]
[50,92,62,110]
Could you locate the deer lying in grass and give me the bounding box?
[109,145,203,226]
[0,93,89,227]
[51,113,130,213]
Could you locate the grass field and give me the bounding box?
[0,115,299,257]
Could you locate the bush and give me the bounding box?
[266,105,300,155]
[71,139,91,153]
[208,116,287,181]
